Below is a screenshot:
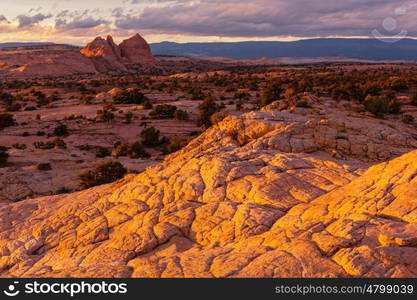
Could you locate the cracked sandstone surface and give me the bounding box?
[0,100,416,278]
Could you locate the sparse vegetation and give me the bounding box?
[196,97,219,129]
[79,160,127,189]
[53,124,69,137]
[0,146,8,167]
[163,138,189,154]
[114,88,148,104]
[37,163,52,171]
[141,127,162,147]
[0,113,14,130]
[115,142,150,158]
[364,95,389,117]
[260,81,283,107]
[149,104,178,119]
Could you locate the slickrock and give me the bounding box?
[0,101,416,278]
[0,45,97,78]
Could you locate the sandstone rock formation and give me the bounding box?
[0,100,416,278]
[119,34,156,64]
[80,34,156,72]
[0,33,156,78]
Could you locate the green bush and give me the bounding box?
[149,104,177,119]
[53,124,69,137]
[124,111,133,123]
[142,101,153,109]
[96,147,111,158]
[34,138,66,150]
[79,160,127,189]
[0,147,8,167]
[0,113,15,130]
[52,138,67,149]
[260,82,283,107]
[141,127,161,147]
[114,88,148,104]
[163,138,189,154]
[196,98,218,128]
[173,109,189,121]
[364,95,389,117]
[37,163,52,171]
[96,108,115,122]
[0,92,14,105]
[115,142,150,158]
[12,143,26,150]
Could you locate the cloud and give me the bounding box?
[54,10,110,31]
[16,13,52,28]
[3,0,417,44]
[113,0,417,37]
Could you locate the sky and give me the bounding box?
[1,0,417,45]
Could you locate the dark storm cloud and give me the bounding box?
[16,13,52,28]
[114,0,417,37]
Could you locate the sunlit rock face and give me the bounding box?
[80,34,156,72]
[0,99,416,278]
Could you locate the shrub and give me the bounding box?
[141,127,161,147]
[114,88,148,104]
[96,108,115,122]
[142,101,153,109]
[149,104,177,119]
[124,111,133,123]
[402,114,414,124]
[114,143,130,157]
[37,163,52,171]
[412,93,417,106]
[0,147,8,167]
[364,95,389,117]
[163,138,189,154]
[12,143,26,150]
[53,124,69,137]
[96,147,111,158]
[174,109,189,121]
[34,138,66,150]
[52,138,67,149]
[34,141,54,150]
[210,110,229,125]
[115,142,150,158]
[196,97,218,128]
[0,92,14,105]
[79,160,127,189]
[234,91,250,100]
[0,113,15,130]
[260,82,283,107]
[6,103,21,112]
[388,100,401,114]
[129,142,150,158]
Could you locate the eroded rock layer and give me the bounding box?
[0,101,416,278]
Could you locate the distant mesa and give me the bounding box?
[0,33,156,78]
